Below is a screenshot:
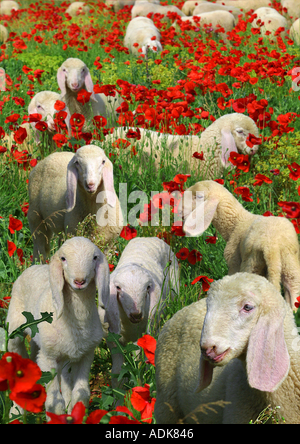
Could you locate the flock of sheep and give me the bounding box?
[2,0,300,424]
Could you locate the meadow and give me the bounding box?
[0,0,300,424]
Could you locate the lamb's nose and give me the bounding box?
[74,279,86,286]
[201,345,217,360]
[129,312,143,323]
[71,83,79,89]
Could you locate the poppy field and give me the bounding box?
[1,0,300,425]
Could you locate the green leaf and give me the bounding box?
[8,311,53,341]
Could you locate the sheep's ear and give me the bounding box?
[84,70,97,102]
[221,128,238,167]
[102,159,117,208]
[49,254,64,319]
[195,355,214,393]
[95,253,110,309]
[57,67,67,97]
[148,280,162,318]
[247,308,290,392]
[66,157,78,212]
[106,282,121,335]
[184,198,219,237]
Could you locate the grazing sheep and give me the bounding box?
[57,58,122,130]
[124,17,162,56]
[0,24,8,42]
[155,272,300,424]
[105,113,260,177]
[105,237,179,388]
[6,237,109,415]
[282,0,300,20]
[174,10,236,37]
[290,18,300,45]
[106,0,160,13]
[215,0,270,13]
[65,1,91,17]
[28,145,123,263]
[178,180,300,309]
[252,7,288,37]
[182,0,206,16]
[131,1,186,20]
[193,2,242,22]
[0,1,19,15]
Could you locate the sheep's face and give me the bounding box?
[57,239,101,291]
[200,275,264,366]
[142,40,162,55]
[231,126,259,156]
[74,147,108,194]
[177,182,210,221]
[61,59,88,93]
[34,95,61,132]
[113,267,153,324]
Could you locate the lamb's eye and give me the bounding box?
[93,255,98,261]
[243,304,254,312]
[116,286,121,291]
[147,285,151,291]
[102,159,106,165]
[61,257,66,262]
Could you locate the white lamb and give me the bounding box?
[124,17,162,56]
[252,7,288,37]
[104,113,260,178]
[65,1,91,17]
[182,0,206,16]
[193,2,242,22]
[174,10,236,37]
[57,58,122,130]
[281,0,300,20]
[215,0,270,12]
[106,0,160,13]
[0,24,8,42]
[6,237,109,415]
[105,237,179,388]
[131,1,186,20]
[0,1,19,15]
[290,18,300,45]
[28,145,123,263]
[178,180,300,309]
[155,273,300,424]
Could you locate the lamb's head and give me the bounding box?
[28,91,69,134]
[66,145,116,211]
[49,237,110,319]
[57,58,95,98]
[198,272,290,394]
[110,265,158,325]
[142,38,162,55]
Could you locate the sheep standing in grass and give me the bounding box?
[178,180,300,309]
[0,1,19,15]
[65,1,91,17]
[131,1,186,20]
[0,24,8,42]
[28,145,123,263]
[57,58,122,130]
[105,113,260,178]
[124,17,162,56]
[6,237,109,415]
[155,273,300,424]
[105,237,180,388]
[252,7,288,37]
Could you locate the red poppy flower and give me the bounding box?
[112,138,131,149]
[92,115,107,129]
[278,201,300,219]
[295,296,300,310]
[126,128,141,140]
[253,174,272,186]
[86,408,108,424]
[234,186,253,202]
[137,334,156,366]
[70,113,85,130]
[0,147,7,154]
[35,121,48,132]
[191,275,214,292]
[54,100,66,111]
[287,162,300,181]
[28,113,42,123]
[7,241,17,257]
[47,401,86,424]
[187,249,202,265]
[77,89,92,105]
[8,215,23,234]
[119,225,137,240]
[171,224,186,237]
[109,406,140,424]
[130,384,156,424]
[205,235,217,244]
[176,247,189,260]
[13,127,28,145]
[52,133,68,148]
[193,151,204,160]
[0,126,5,139]
[10,383,46,413]
[0,352,42,393]
[246,133,262,148]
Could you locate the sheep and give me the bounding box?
[155,272,300,424]
[28,144,123,263]
[57,58,122,130]
[106,0,160,13]
[131,1,186,20]
[215,0,270,13]
[105,237,180,388]
[0,24,8,42]
[65,1,91,17]
[282,0,300,20]
[252,7,288,37]
[193,2,243,22]
[0,1,19,15]
[6,236,109,415]
[174,10,236,37]
[124,17,162,56]
[182,0,206,16]
[290,18,300,45]
[178,180,300,310]
[104,113,260,178]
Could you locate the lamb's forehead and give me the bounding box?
[113,265,152,285]
[34,91,61,106]
[215,114,258,133]
[75,145,107,161]
[58,237,98,257]
[187,180,220,196]
[62,58,87,70]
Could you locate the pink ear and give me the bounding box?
[196,355,214,393]
[221,128,238,167]
[184,198,219,237]
[102,160,117,208]
[57,68,67,97]
[247,309,290,392]
[66,159,78,212]
[84,70,97,102]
